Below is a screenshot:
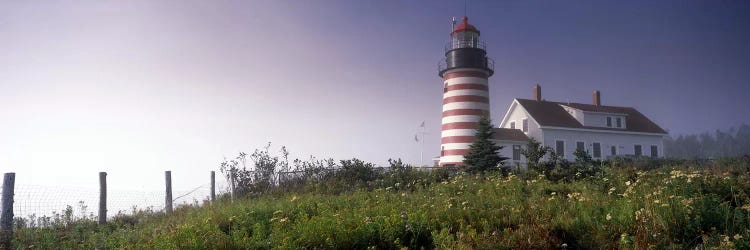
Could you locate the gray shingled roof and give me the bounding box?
[515,98,667,134]
[493,128,529,142]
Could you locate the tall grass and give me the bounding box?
[13,157,750,249]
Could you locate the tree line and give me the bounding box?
[665,124,750,159]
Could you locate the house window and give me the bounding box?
[634,145,642,157]
[522,119,528,132]
[512,145,522,161]
[611,146,617,156]
[555,140,565,156]
[593,142,601,158]
[606,117,612,127]
[510,121,515,129]
[616,117,622,128]
[576,141,585,151]
[651,145,658,158]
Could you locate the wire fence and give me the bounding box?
[0,166,453,228]
[0,172,230,225]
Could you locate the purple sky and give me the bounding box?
[1,1,749,190]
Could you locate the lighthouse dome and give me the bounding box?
[451,16,480,36]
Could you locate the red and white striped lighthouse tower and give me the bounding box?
[438,16,494,167]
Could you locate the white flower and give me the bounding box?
[606,213,612,221]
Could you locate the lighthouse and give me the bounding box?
[438,16,494,167]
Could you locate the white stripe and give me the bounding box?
[441,129,476,137]
[440,155,465,163]
[443,102,489,111]
[441,143,472,150]
[442,115,481,124]
[443,89,489,98]
[444,77,488,86]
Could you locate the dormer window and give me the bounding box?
[510,121,516,129]
[522,119,528,132]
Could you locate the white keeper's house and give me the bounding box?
[493,85,668,166]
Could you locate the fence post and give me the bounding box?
[1,173,16,250]
[99,172,107,225]
[230,174,236,203]
[210,171,216,202]
[165,171,172,215]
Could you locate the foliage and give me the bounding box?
[13,157,750,249]
[219,142,292,196]
[665,124,750,158]
[462,115,509,174]
[521,137,552,172]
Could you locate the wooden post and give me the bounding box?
[165,171,173,215]
[98,172,107,225]
[1,173,16,250]
[210,171,216,202]
[230,173,236,203]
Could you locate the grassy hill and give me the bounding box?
[12,158,750,249]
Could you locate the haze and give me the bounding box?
[1,1,749,192]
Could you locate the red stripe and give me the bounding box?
[442,122,478,130]
[443,95,489,104]
[444,71,488,79]
[442,109,487,117]
[442,149,469,156]
[445,84,488,91]
[441,136,475,144]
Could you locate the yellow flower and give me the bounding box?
[606,213,612,221]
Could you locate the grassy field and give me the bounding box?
[12,158,750,249]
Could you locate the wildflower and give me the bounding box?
[461,201,469,206]
[290,195,298,202]
[606,213,612,221]
[654,200,660,204]
[625,181,631,186]
[734,234,743,240]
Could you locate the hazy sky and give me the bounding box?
[1,1,749,191]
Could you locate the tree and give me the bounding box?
[463,115,508,173]
[521,137,551,172]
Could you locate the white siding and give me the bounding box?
[541,128,664,160]
[583,113,627,129]
[499,100,543,141]
[561,106,585,125]
[494,140,527,170]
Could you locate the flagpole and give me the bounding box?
[420,124,425,166]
